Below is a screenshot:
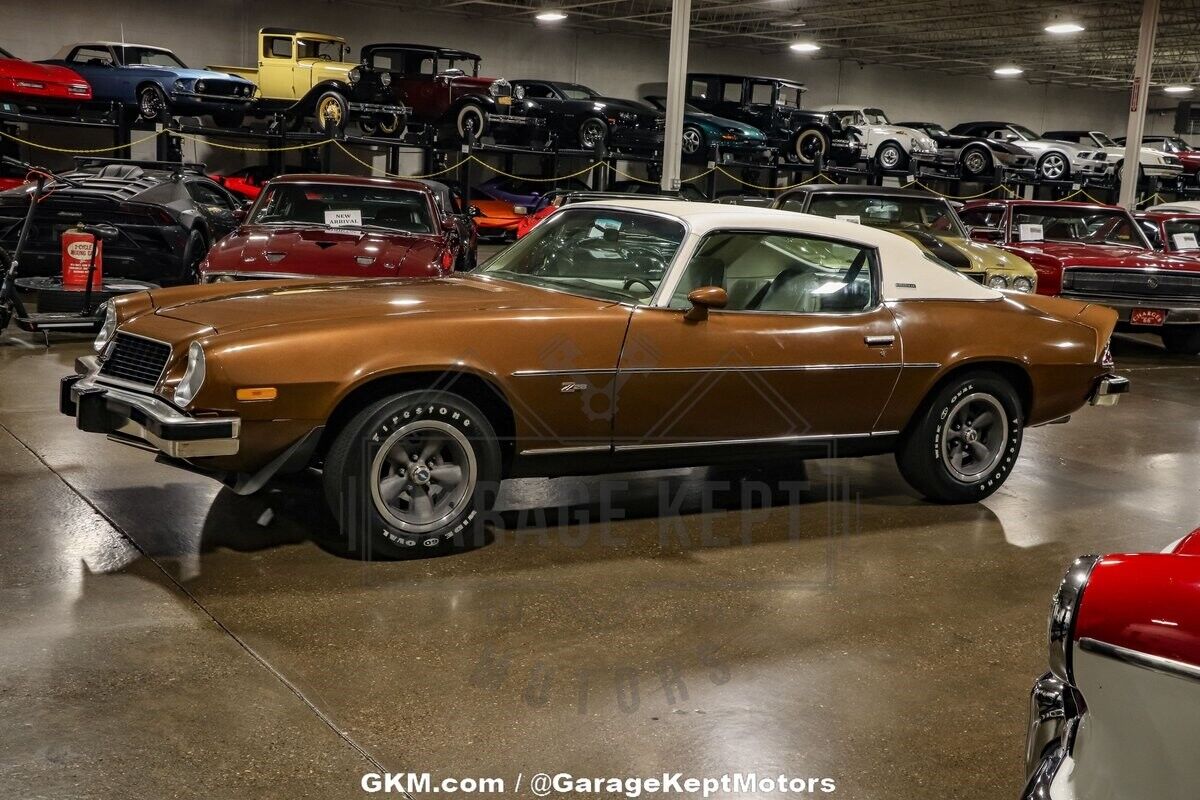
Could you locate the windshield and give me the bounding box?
[864,108,890,125]
[121,47,187,68]
[1091,132,1118,148]
[297,39,348,61]
[558,84,599,100]
[1011,206,1144,248]
[799,194,966,238]
[925,124,949,137]
[478,207,686,304]
[776,85,803,108]
[1007,124,1039,141]
[250,183,435,234]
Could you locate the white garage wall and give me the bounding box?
[2,0,1132,171]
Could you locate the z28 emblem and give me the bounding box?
[560,381,589,393]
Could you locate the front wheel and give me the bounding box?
[578,116,608,150]
[322,390,502,558]
[314,91,348,134]
[1162,326,1200,355]
[181,229,209,285]
[895,371,1023,503]
[1037,152,1070,181]
[875,142,907,171]
[138,85,170,122]
[456,104,487,143]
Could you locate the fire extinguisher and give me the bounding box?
[62,226,103,290]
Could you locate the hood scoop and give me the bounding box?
[315,241,339,250]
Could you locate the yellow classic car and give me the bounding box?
[775,184,1037,292]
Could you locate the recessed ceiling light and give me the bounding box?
[789,41,821,53]
[1045,22,1085,34]
[994,66,1024,76]
[535,9,568,21]
[1165,85,1194,94]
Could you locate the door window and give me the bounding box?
[749,82,774,105]
[521,83,557,100]
[720,80,743,102]
[70,46,114,66]
[187,181,236,211]
[670,231,875,313]
[264,36,293,59]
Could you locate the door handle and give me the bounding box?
[864,335,895,347]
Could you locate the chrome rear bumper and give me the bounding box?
[1090,373,1129,407]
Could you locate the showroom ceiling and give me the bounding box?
[422,0,1200,91]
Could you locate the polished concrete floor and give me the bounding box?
[1,329,1196,800]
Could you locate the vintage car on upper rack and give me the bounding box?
[1044,130,1184,184]
[774,184,1036,292]
[1134,209,1200,257]
[642,95,770,162]
[41,42,254,127]
[510,80,663,154]
[514,189,688,238]
[1117,134,1200,184]
[211,28,406,136]
[198,174,470,282]
[360,43,541,144]
[897,120,1036,179]
[949,121,1111,183]
[816,106,937,171]
[0,158,240,285]
[1022,527,1200,800]
[0,44,91,113]
[960,198,1200,354]
[685,73,862,167]
[61,200,1126,558]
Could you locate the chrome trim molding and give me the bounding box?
[1079,637,1200,684]
[519,444,611,456]
[512,363,940,378]
[612,429,899,452]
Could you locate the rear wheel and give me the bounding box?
[788,128,830,165]
[181,230,209,285]
[1162,326,1200,355]
[456,104,487,143]
[895,371,1023,503]
[681,124,706,159]
[960,145,993,177]
[322,390,501,559]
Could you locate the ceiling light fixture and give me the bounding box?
[789,41,821,53]
[535,9,568,21]
[1164,85,1194,94]
[1045,21,1085,34]
[994,66,1024,76]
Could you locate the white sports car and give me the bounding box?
[818,106,938,171]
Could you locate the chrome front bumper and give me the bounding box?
[1022,672,1081,799]
[60,356,240,458]
[1090,373,1130,407]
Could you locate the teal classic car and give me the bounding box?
[645,95,769,161]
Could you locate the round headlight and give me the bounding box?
[173,78,188,91]
[1012,276,1034,293]
[1048,555,1101,682]
[196,80,206,93]
[93,300,117,353]
[174,341,207,407]
[988,275,1009,289]
[348,67,361,84]
[513,84,525,100]
[380,72,392,87]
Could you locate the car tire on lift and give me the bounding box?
[182,229,209,285]
[314,91,348,135]
[456,104,487,144]
[137,85,170,123]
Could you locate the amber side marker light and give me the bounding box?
[237,387,278,401]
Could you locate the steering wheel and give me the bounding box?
[319,54,332,61]
[622,276,657,295]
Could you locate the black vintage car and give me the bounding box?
[511,80,664,154]
[898,120,1036,178]
[684,73,861,167]
[0,158,240,285]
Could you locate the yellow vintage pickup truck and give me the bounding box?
[211,27,407,136]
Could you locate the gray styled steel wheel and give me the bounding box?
[681,125,705,156]
[138,85,169,121]
[1038,152,1069,181]
[579,117,608,149]
[938,393,1008,482]
[369,420,478,534]
[876,142,905,171]
[961,146,992,177]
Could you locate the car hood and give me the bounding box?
[590,97,658,117]
[1012,241,1200,271]
[894,231,1035,276]
[205,224,444,277]
[687,112,765,138]
[0,57,87,84]
[1029,138,1088,154]
[149,274,604,334]
[446,74,502,90]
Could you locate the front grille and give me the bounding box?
[99,333,171,387]
[197,79,248,97]
[1063,268,1200,300]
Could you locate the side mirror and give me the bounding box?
[467,205,482,218]
[442,215,457,231]
[684,286,727,322]
[233,206,249,222]
[969,226,1004,243]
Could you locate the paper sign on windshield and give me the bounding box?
[1173,232,1199,250]
[324,209,362,227]
[1018,223,1043,242]
[835,215,862,224]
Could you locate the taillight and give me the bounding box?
[441,248,455,271]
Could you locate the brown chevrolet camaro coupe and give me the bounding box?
[61,201,1128,557]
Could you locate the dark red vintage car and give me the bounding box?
[961,199,1200,354]
[0,44,91,110]
[1134,209,1200,255]
[199,175,474,282]
[1023,526,1200,799]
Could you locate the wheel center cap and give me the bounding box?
[964,428,979,443]
[409,464,432,485]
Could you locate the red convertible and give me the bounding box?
[961,199,1200,354]
[1024,527,1200,799]
[199,175,473,282]
[0,44,91,110]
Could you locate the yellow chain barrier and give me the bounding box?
[333,140,470,178]
[0,127,166,154]
[900,178,1015,200]
[470,155,602,182]
[173,131,333,152]
[712,166,838,191]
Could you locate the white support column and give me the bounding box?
[1119,0,1161,209]
[660,0,691,193]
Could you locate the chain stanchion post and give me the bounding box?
[706,155,718,200]
[115,115,132,160]
[386,141,400,176]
